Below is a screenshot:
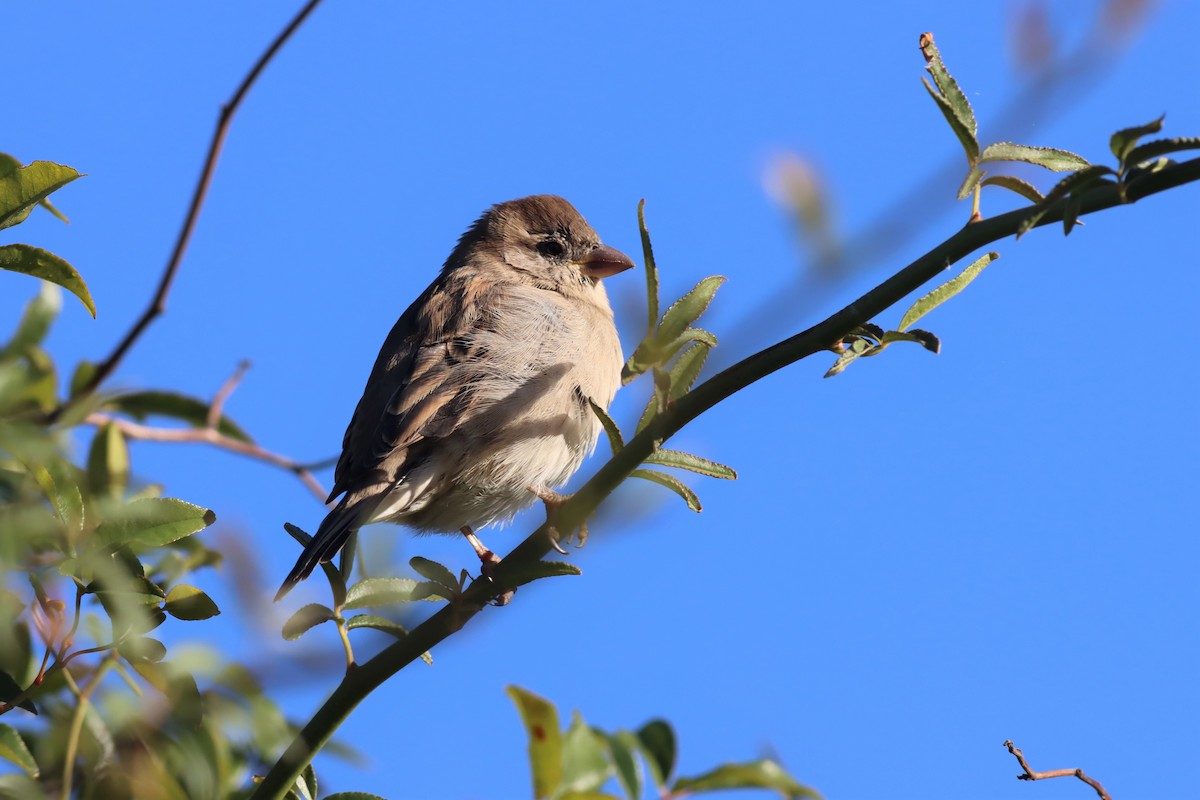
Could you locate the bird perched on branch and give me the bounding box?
[276,195,634,601]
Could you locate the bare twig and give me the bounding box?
[50,0,325,421]
[208,359,251,429]
[1004,740,1113,800]
[87,412,329,504]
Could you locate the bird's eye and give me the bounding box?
[536,239,566,258]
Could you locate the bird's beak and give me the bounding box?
[576,244,636,280]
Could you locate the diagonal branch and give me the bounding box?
[49,0,325,422]
[1004,740,1112,800]
[250,156,1200,800]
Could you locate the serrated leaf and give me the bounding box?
[0,724,38,777]
[0,773,48,800]
[2,282,60,358]
[1063,192,1084,236]
[643,449,736,480]
[1017,165,1116,237]
[980,175,1044,203]
[631,469,701,512]
[956,166,985,200]
[655,277,725,351]
[409,581,452,603]
[562,712,611,796]
[106,390,253,442]
[899,251,998,331]
[281,603,335,640]
[507,685,563,800]
[283,522,313,547]
[87,421,129,501]
[921,77,979,166]
[879,329,940,354]
[93,498,216,550]
[1110,114,1165,163]
[637,199,660,337]
[345,614,410,638]
[979,142,1090,171]
[823,348,866,378]
[1124,136,1200,167]
[0,244,95,317]
[635,720,676,790]
[296,763,317,800]
[672,758,821,798]
[505,560,582,587]
[667,342,710,402]
[0,159,82,232]
[343,577,421,609]
[919,34,979,163]
[409,556,458,591]
[589,398,624,456]
[163,584,220,621]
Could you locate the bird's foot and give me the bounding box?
[529,486,588,554]
[461,527,513,606]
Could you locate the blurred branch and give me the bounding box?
[1004,740,1112,800]
[87,411,329,504]
[252,155,1200,800]
[47,0,325,423]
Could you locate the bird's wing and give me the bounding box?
[327,270,500,501]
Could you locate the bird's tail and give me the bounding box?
[274,500,364,601]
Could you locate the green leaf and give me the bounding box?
[130,661,202,724]
[1110,114,1165,163]
[281,603,335,640]
[118,636,167,663]
[655,277,726,351]
[899,251,998,332]
[879,329,940,354]
[667,341,710,402]
[979,175,1044,204]
[643,449,737,480]
[979,142,1090,171]
[0,670,36,715]
[631,469,701,512]
[1123,136,1200,167]
[635,719,676,790]
[163,584,220,621]
[296,763,317,800]
[87,421,130,501]
[0,773,48,800]
[0,724,38,777]
[0,159,81,232]
[69,360,96,398]
[603,730,643,800]
[505,560,582,587]
[507,685,563,800]
[636,199,660,337]
[322,794,390,800]
[2,282,60,359]
[589,398,624,456]
[0,244,95,317]
[409,580,452,603]
[343,577,423,609]
[918,34,978,164]
[38,197,68,224]
[345,614,433,663]
[955,166,984,201]
[672,758,821,798]
[561,713,611,796]
[106,390,253,442]
[409,556,458,591]
[1017,165,1117,237]
[93,498,216,550]
[1062,192,1084,236]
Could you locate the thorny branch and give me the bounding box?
[1004,740,1112,800]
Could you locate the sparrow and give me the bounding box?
[276,195,634,600]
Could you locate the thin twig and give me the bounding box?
[60,655,117,800]
[87,412,329,504]
[49,0,325,421]
[208,359,251,429]
[1004,740,1113,800]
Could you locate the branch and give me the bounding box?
[48,0,324,422]
[87,412,328,504]
[250,157,1200,799]
[1004,740,1112,800]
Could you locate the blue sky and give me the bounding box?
[5,2,1199,798]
